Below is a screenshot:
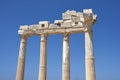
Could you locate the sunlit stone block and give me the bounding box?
[83,9,93,14]
[20,25,29,30]
[93,14,97,20]
[39,21,49,28]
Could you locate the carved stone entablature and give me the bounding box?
[18,9,97,35]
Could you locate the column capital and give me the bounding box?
[63,33,70,41]
[20,34,28,40]
[84,25,93,32]
[40,34,48,42]
[19,35,28,44]
[85,29,93,33]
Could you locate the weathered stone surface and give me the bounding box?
[39,21,49,28]
[16,36,27,80]
[18,9,97,35]
[38,34,47,80]
[18,27,85,36]
[16,9,97,80]
[85,31,96,80]
[20,25,29,30]
[62,33,70,80]
[83,9,93,14]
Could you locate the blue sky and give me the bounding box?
[0,0,120,80]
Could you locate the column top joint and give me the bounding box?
[63,33,70,37]
[40,34,48,42]
[63,33,70,41]
[19,34,29,39]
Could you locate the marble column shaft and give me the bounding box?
[16,36,27,80]
[62,33,70,80]
[38,34,47,80]
[85,30,96,80]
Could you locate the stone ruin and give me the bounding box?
[16,9,97,80]
[19,9,97,34]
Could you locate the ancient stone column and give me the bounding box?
[85,30,96,80]
[16,35,27,80]
[38,34,47,80]
[62,33,70,80]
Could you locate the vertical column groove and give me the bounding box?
[16,35,27,80]
[38,34,47,80]
[62,33,70,80]
[85,30,96,80]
